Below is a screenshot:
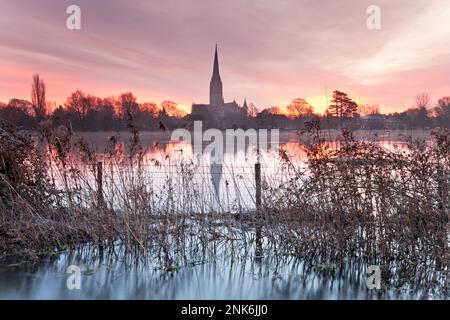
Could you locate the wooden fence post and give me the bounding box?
[97,161,104,208]
[255,162,262,259]
[255,162,261,209]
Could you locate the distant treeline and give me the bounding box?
[1,74,449,131]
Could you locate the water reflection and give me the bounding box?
[42,130,428,213]
[0,249,421,300]
[210,163,223,199]
[11,130,441,300]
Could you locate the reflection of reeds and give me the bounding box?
[0,120,448,297]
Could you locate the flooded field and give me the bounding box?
[1,129,447,300]
[0,244,437,300]
[44,129,436,211]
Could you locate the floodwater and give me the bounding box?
[0,246,433,300]
[1,129,445,300]
[45,129,435,212]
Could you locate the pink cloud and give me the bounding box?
[1,0,449,113]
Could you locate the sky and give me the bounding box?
[1,0,449,114]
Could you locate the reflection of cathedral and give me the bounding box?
[191,45,248,125]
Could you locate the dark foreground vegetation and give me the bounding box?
[0,115,448,296]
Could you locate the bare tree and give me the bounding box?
[119,92,139,119]
[435,96,450,127]
[415,92,430,109]
[160,100,186,118]
[247,103,259,117]
[286,98,314,119]
[65,90,91,120]
[31,74,47,122]
[358,104,380,116]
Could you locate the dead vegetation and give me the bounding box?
[0,117,448,295]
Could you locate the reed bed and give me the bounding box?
[0,118,448,296]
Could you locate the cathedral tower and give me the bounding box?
[209,45,224,106]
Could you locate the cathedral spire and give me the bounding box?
[213,44,220,78]
[210,44,224,106]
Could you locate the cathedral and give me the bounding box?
[191,45,248,124]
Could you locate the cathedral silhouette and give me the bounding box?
[191,45,248,123]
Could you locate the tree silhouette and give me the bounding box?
[327,90,358,118]
[31,74,47,123]
[161,100,186,118]
[247,103,259,118]
[415,92,430,109]
[358,104,380,116]
[0,99,34,128]
[65,91,89,118]
[286,98,314,119]
[435,96,450,127]
[119,92,139,119]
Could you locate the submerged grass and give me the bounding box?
[0,117,448,297]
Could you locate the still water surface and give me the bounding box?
[0,249,425,299]
[1,130,442,299]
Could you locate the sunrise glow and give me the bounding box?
[1,0,449,114]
